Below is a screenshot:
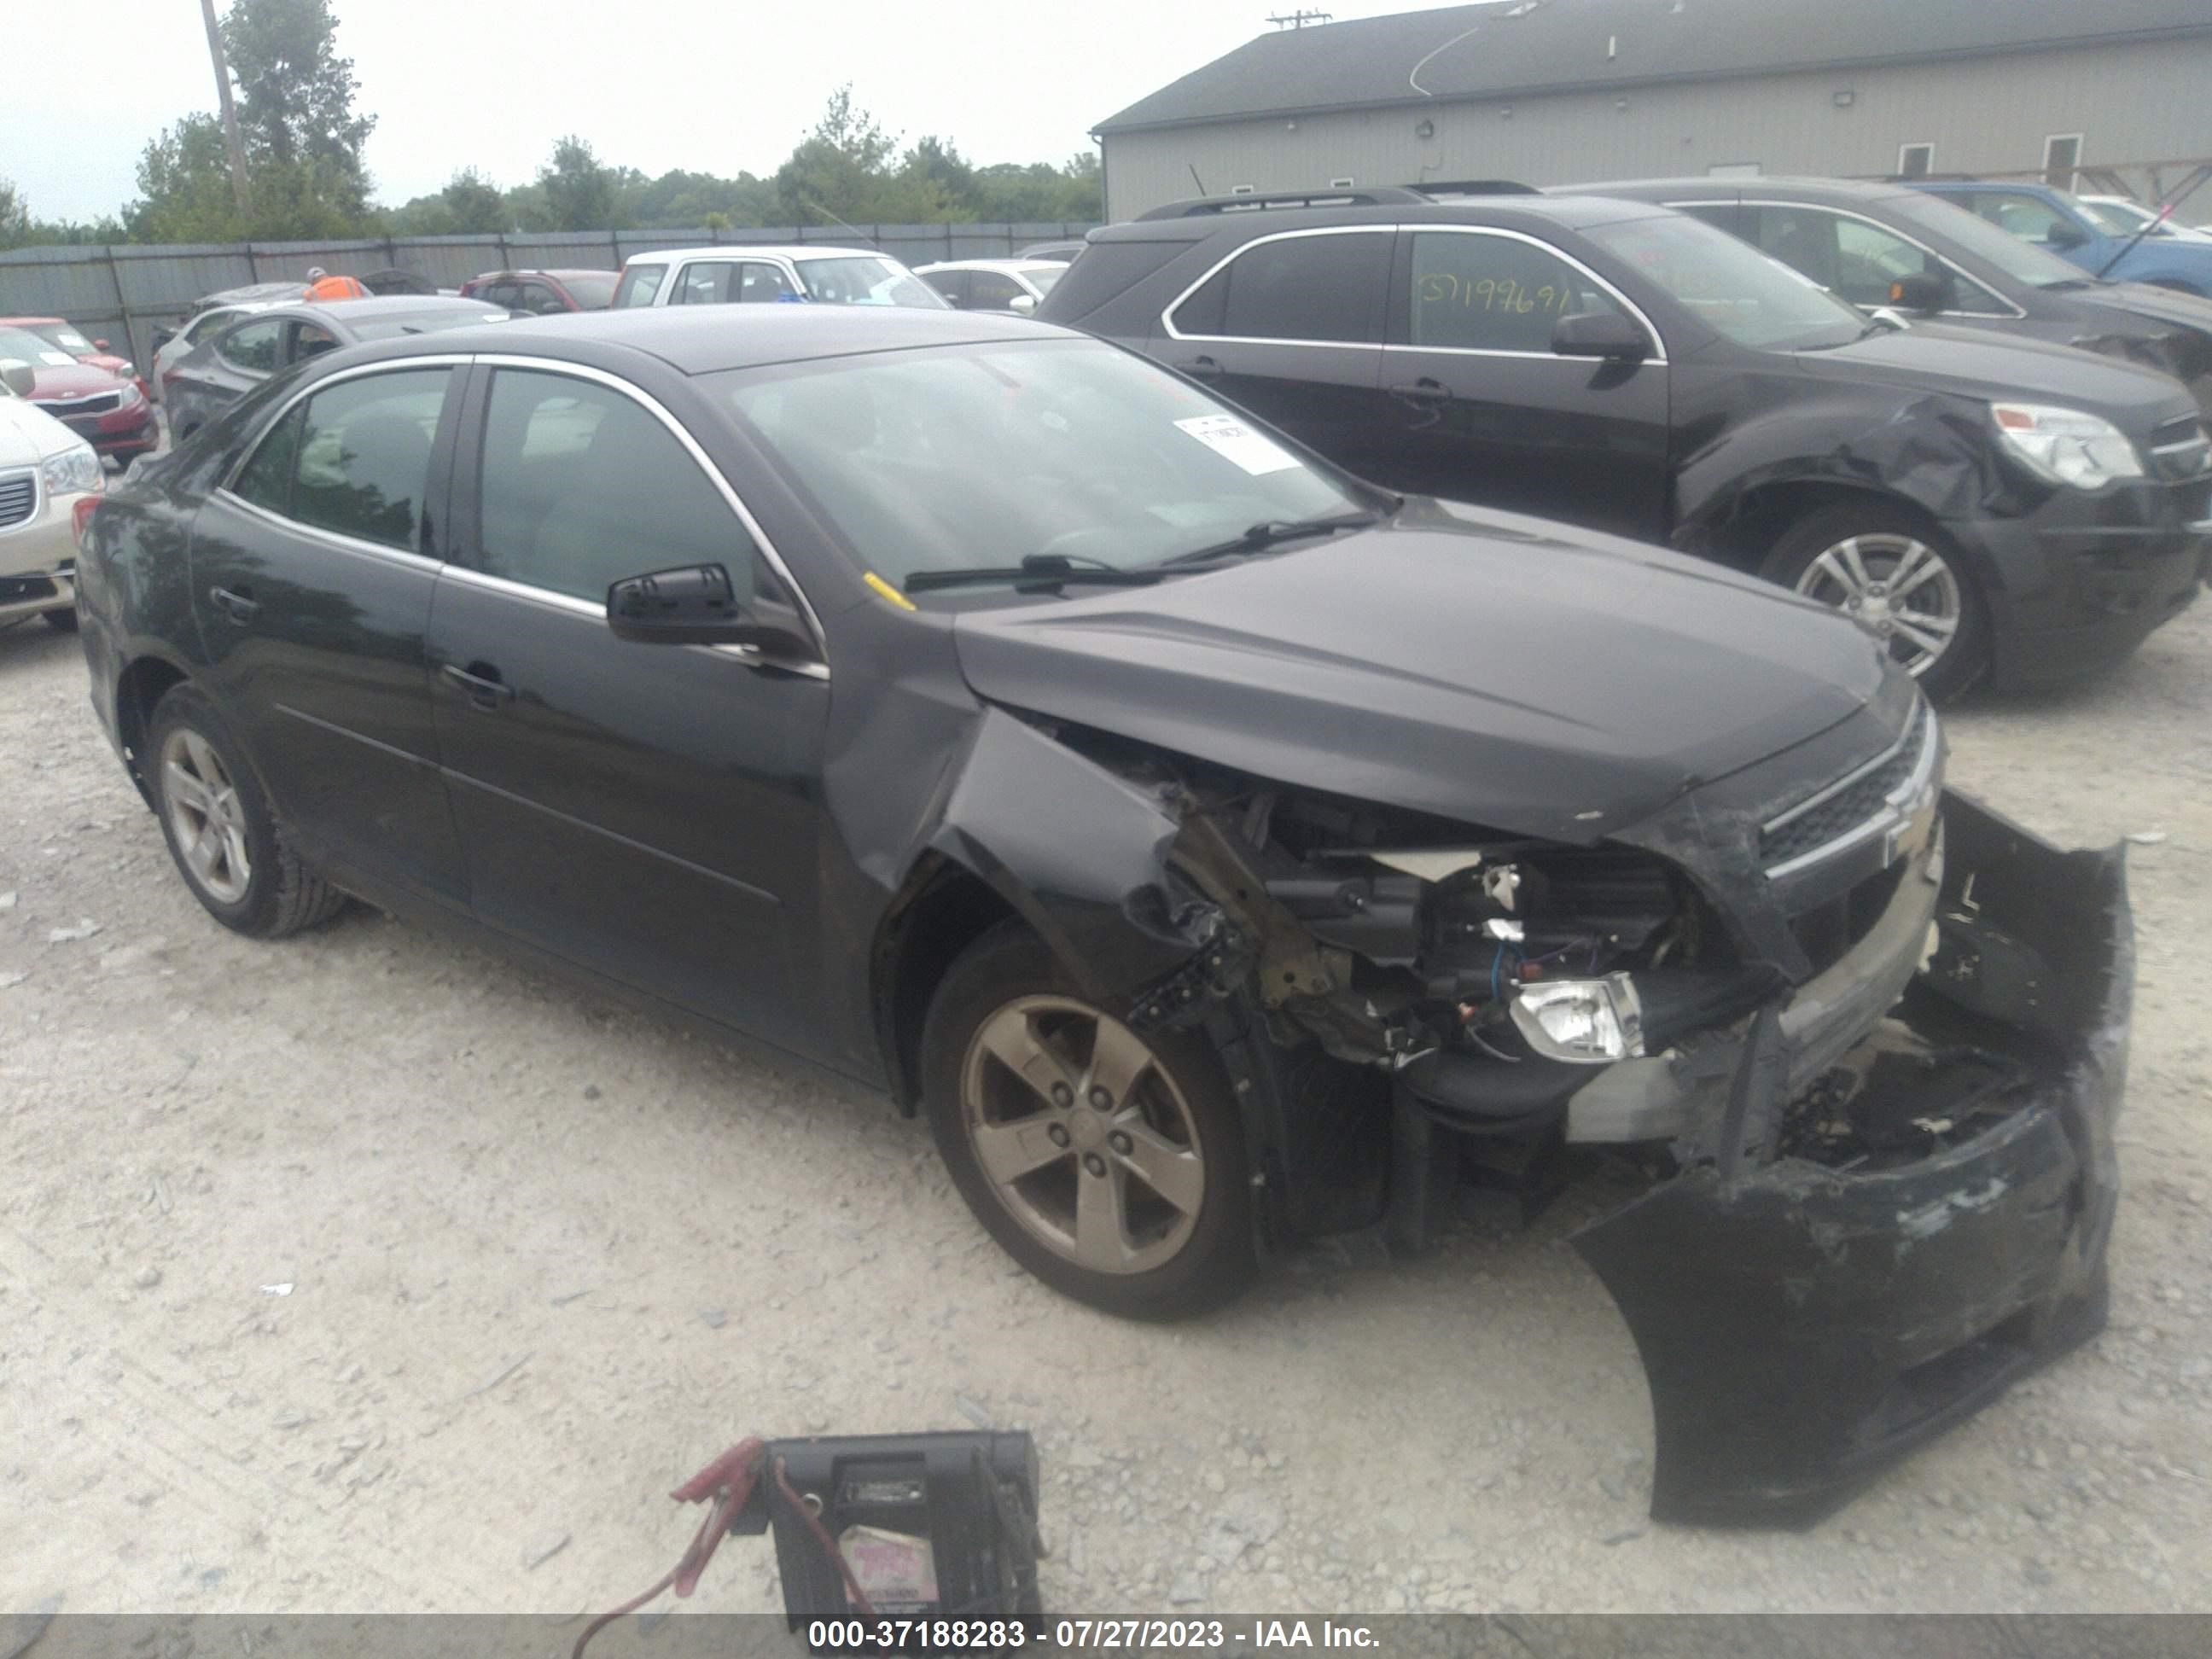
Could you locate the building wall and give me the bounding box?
[1102,35,2212,218]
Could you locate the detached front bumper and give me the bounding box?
[1574,791,2128,1526]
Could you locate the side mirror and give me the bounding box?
[1886,271,1950,313]
[1551,310,1650,361]
[1008,293,1038,315]
[607,564,810,654]
[2046,219,2089,251]
[0,361,34,398]
[151,327,176,352]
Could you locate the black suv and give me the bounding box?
[1039,186,2212,700]
[1580,176,2212,419]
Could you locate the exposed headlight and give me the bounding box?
[1511,973,1644,1065]
[39,443,102,497]
[1991,402,2145,490]
[116,376,143,405]
[114,361,137,381]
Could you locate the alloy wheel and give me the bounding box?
[160,726,253,905]
[958,995,1206,1275]
[1793,532,1963,678]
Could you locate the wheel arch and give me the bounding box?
[870,853,1024,1115]
[113,652,194,804]
[1685,477,1957,575]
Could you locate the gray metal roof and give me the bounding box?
[1095,0,2212,133]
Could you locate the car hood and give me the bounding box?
[24,361,126,399]
[2090,281,2212,336]
[1790,322,2196,434]
[0,394,80,464]
[949,501,1892,846]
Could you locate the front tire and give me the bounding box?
[1761,503,1989,702]
[921,921,1259,1319]
[146,683,347,938]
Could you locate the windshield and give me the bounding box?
[1585,212,1866,349]
[718,338,1369,590]
[349,308,508,341]
[31,323,98,354]
[1886,193,2097,288]
[793,256,948,309]
[561,272,619,309]
[0,324,78,368]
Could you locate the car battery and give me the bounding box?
[729,1431,1045,1627]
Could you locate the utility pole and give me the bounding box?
[1267,9,1332,27]
[198,0,253,218]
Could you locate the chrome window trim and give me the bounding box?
[1159,224,1397,349]
[212,485,444,573]
[218,352,474,496]
[1763,705,1942,880]
[1725,198,2026,320]
[469,352,830,661]
[437,562,830,682]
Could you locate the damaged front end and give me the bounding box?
[1574,792,2129,1526]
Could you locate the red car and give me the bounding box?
[456,269,618,314]
[0,322,156,466]
[0,315,149,401]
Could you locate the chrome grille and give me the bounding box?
[43,392,120,417]
[0,469,34,531]
[2148,417,2212,483]
[1762,701,1937,876]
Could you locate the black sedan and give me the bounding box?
[161,294,509,443]
[77,307,2128,1524]
[1581,175,2212,418]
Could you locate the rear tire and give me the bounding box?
[1760,502,1989,703]
[41,607,78,633]
[921,921,1259,1319]
[146,683,347,938]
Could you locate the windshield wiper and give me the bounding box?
[904,554,1165,594]
[1157,512,1382,568]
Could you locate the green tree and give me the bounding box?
[0,178,30,247]
[222,0,375,217]
[536,136,622,231]
[440,168,507,233]
[126,115,249,242]
[773,86,951,224]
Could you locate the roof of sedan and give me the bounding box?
[353,303,1072,375]
[622,245,882,265]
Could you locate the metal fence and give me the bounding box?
[0,223,1100,367]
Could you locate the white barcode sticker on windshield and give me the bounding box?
[1174,414,1301,475]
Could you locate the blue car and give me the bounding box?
[1912,180,2212,297]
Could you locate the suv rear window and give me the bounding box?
[1170,230,1389,343]
[612,263,667,307]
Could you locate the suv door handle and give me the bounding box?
[207,584,259,624]
[439,661,515,710]
[1184,354,1225,380]
[1388,377,1452,405]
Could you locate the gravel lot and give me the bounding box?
[2,601,2209,1621]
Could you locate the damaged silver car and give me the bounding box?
[76,306,2129,1526]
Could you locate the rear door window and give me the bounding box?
[230,368,453,551]
[1965,191,2081,249]
[1405,230,1625,352]
[735,262,799,303]
[611,263,667,307]
[673,261,737,305]
[218,318,284,373]
[1169,230,1391,343]
[923,270,971,307]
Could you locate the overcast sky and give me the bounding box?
[5,1,1422,222]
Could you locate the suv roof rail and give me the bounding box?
[1134,185,1432,218]
[1405,179,1541,197]
[1884,172,1984,184]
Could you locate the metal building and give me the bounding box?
[1093,0,2212,220]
